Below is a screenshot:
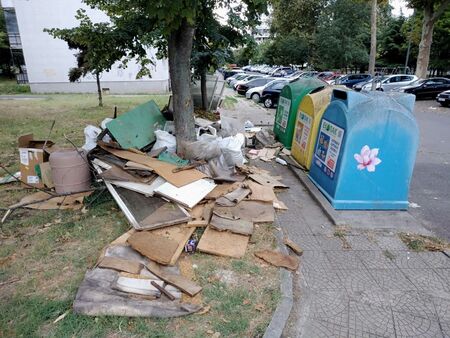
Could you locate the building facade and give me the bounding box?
[1,0,170,93]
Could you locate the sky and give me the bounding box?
[391,0,414,17]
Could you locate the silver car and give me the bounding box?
[362,74,418,92]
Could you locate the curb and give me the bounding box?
[263,214,293,338]
[280,155,346,226]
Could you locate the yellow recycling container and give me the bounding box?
[291,86,334,170]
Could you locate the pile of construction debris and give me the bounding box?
[1,100,302,317]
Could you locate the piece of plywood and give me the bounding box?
[127,232,179,265]
[213,201,274,223]
[216,186,250,207]
[205,182,241,199]
[283,238,303,256]
[273,198,288,210]
[112,275,164,296]
[151,225,195,265]
[209,214,253,236]
[186,202,213,227]
[154,179,216,209]
[98,256,143,274]
[110,176,166,197]
[197,226,249,258]
[101,145,206,187]
[254,250,299,270]
[145,261,202,296]
[105,100,166,149]
[39,162,54,188]
[246,181,276,202]
[139,203,191,230]
[9,191,92,210]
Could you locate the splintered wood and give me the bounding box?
[213,201,275,223]
[127,232,179,265]
[209,214,253,236]
[98,256,143,274]
[197,227,249,258]
[254,250,299,271]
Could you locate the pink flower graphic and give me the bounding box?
[354,145,381,172]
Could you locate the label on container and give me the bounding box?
[314,119,344,179]
[295,111,312,151]
[276,97,291,131]
[27,175,40,184]
[19,149,29,166]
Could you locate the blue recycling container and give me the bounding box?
[308,89,419,210]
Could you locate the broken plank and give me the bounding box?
[254,250,299,271]
[283,238,303,256]
[98,256,144,274]
[209,214,253,236]
[127,232,179,265]
[139,203,191,230]
[213,200,275,223]
[249,173,287,189]
[145,261,202,297]
[154,179,216,209]
[197,226,249,258]
[246,181,276,202]
[151,281,176,301]
[150,225,195,266]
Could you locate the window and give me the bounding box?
[273,82,286,90]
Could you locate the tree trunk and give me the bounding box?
[200,70,208,110]
[168,18,196,151]
[415,5,434,79]
[369,0,377,90]
[96,72,103,107]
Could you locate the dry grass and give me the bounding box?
[399,232,450,252]
[0,93,280,337]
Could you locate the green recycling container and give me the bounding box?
[274,78,326,149]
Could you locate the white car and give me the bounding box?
[233,75,263,89]
[362,74,418,92]
[245,79,287,102]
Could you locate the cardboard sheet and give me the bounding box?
[213,200,275,223]
[98,256,143,274]
[249,173,287,189]
[197,226,249,258]
[139,203,191,230]
[9,191,91,210]
[246,181,276,202]
[254,250,299,270]
[209,214,254,236]
[101,146,206,187]
[151,225,195,265]
[128,232,179,265]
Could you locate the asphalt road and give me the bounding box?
[409,99,450,241]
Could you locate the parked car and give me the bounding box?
[270,67,294,77]
[261,80,289,108]
[237,77,274,95]
[233,75,263,90]
[246,79,287,102]
[396,78,450,99]
[361,74,418,92]
[223,69,243,80]
[298,71,319,78]
[229,74,252,87]
[336,74,372,88]
[226,73,248,85]
[436,90,450,107]
[317,71,340,82]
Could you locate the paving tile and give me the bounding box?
[325,251,366,270]
[292,234,321,251]
[434,269,450,289]
[368,269,417,291]
[300,319,349,338]
[390,290,438,319]
[335,268,382,293]
[432,295,450,323]
[300,264,346,291]
[315,235,347,251]
[417,252,450,269]
[440,320,450,338]
[345,235,380,251]
[308,290,350,325]
[389,251,429,269]
[358,250,398,269]
[375,235,409,251]
[402,269,450,293]
[393,311,443,338]
[351,290,396,309]
[300,250,333,270]
[349,301,396,337]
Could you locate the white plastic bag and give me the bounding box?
[82,125,102,152]
[153,130,177,153]
[218,133,245,167]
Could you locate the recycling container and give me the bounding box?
[308,89,418,210]
[291,86,334,169]
[273,78,326,149]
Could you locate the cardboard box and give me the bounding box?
[18,134,54,188]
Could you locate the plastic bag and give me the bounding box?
[153,130,177,153]
[82,125,102,152]
[218,133,245,167]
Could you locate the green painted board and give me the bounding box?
[106,100,166,149]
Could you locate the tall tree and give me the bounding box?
[85,0,267,146]
[407,0,450,78]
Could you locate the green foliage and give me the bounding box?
[378,15,408,66]
[0,78,31,94]
[429,9,450,71]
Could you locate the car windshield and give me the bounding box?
[410,79,427,86]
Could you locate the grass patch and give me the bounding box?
[399,233,450,252]
[383,249,396,261]
[0,78,31,94]
[221,95,238,109]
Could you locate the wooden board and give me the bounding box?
[249,173,287,189]
[205,182,241,199]
[98,256,143,274]
[145,261,202,297]
[139,203,191,230]
[101,145,206,187]
[186,202,213,227]
[213,201,275,223]
[154,179,216,209]
[110,177,166,197]
[216,185,250,207]
[209,214,253,236]
[197,226,249,258]
[246,181,276,202]
[127,232,179,265]
[283,238,303,256]
[150,225,196,265]
[9,191,92,210]
[254,250,299,270]
[100,164,144,183]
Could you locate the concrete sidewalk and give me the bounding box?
[266,162,450,338]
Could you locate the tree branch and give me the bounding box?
[431,0,450,23]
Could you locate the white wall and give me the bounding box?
[2,0,170,93]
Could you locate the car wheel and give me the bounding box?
[251,93,260,102]
[440,102,449,107]
[264,98,273,108]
